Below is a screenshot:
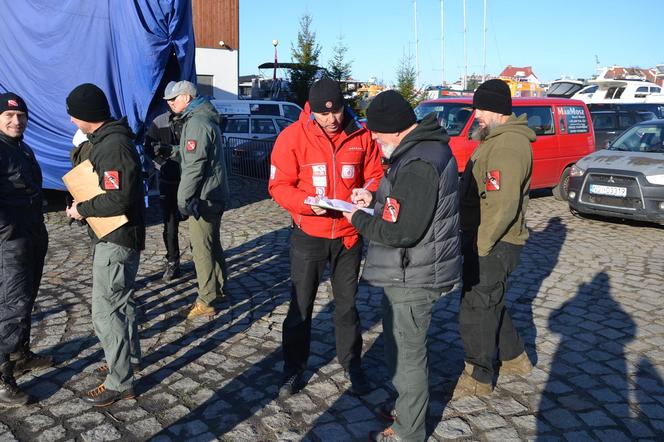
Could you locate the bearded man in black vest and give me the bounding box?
[344,90,461,442]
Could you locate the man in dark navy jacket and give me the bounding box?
[0,92,52,407]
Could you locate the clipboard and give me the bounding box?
[62,160,128,238]
[304,196,374,215]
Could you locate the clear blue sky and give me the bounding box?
[239,0,663,86]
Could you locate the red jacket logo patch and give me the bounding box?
[485,170,500,191]
[186,140,197,151]
[382,197,401,223]
[103,171,120,190]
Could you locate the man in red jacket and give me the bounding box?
[269,78,383,398]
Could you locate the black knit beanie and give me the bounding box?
[66,83,111,122]
[472,79,512,115]
[308,77,344,113]
[366,90,416,133]
[0,92,28,116]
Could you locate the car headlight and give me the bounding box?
[570,164,585,177]
[645,174,664,185]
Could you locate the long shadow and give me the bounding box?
[149,273,384,440]
[634,357,664,438]
[21,227,290,405]
[537,272,639,438]
[512,216,567,366]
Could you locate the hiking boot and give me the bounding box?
[182,301,215,320]
[93,362,142,379]
[81,383,135,407]
[344,368,371,396]
[369,427,402,441]
[278,371,303,399]
[375,404,397,423]
[162,260,181,282]
[500,351,533,377]
[0,362,30,408]
[13,351,53,376]
[451,366,493,400]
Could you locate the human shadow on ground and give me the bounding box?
[149,276,384,440]
[634,356,664,437]
[20,227,290,406]
[536,272,650,439]
[512,216,567,366]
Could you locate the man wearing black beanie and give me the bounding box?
[65,83,145,407]
[344,90,461,441]
[269,77,383,399]
[454,79,536,400]
[0,92,52,407]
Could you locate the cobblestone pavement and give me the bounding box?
[1,178,664,442]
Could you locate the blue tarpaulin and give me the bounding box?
[0,0,196,189]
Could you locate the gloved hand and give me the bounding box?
[153,142,173,159]
[180,198,200,220]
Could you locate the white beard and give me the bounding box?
[381,144,398,159]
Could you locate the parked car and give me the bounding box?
[415,97,596,200]
[211,99,302,121]
[222,115,294,141]
[567,119,664,225]
[588,103,661,149]
[227,137,274,179]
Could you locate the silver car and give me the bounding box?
[567,119,664,225]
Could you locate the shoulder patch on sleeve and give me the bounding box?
[103,170,120,190]
[485,170,501,191]
[186,140,197,151]
[382,197,401,223]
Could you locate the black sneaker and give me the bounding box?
[163,260,181,282]
[93,362,142,379]
[81,383,135,407]
[14,351,53,376]
[0,376,31,407]
[344,368,371,396]
[279,371,303,399]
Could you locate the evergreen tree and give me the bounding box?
[290,14,322,106]
[328,35,352,84]
[396,53,425,108]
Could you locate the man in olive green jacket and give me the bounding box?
[455,79,536,399]
[164,81,229,319]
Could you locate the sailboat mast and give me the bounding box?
[414,0,420,87]
[483,0,487,82]
[463,0,467,90]
[440,0,444,86]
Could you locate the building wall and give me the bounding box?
[195,48,238,99]
[192,0,238,99]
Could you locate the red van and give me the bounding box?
[415,97,595,200]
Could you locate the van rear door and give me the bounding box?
[514,105,559,188]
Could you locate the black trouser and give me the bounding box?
[159,181,180,262]
[459,236,524,384]
[283,227,363,374]
[0,221,48,364]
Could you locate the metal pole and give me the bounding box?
[483,0,487,82]
[272,40,279,82]
[463,0,467,90]
[414,0,420,87]
[441,0,444,86]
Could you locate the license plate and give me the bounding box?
[589,184,627,197]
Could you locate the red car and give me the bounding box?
[415,97,596,200]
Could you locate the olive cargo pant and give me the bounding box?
[92,242,141,391]
[382,287,443,442]
[188,204,227,306]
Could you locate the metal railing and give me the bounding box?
[223,137,274,180]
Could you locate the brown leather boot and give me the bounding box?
[500,352,533,377]
[13,350,53,376]
[451,363,493,400]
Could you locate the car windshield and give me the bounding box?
[609,124,664,153]
[414,102,473,135]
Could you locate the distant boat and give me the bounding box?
[572,78,664,104]
[546,78,586,98]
